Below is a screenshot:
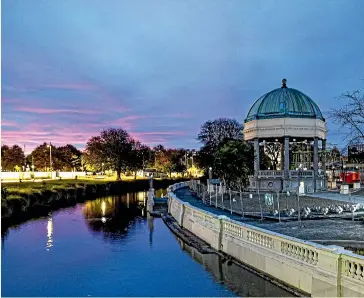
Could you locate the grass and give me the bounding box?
[1,176,185,200]
[2,178,128,200]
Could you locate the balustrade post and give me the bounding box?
[217,215,228,252]
[220,186,224,210]
[277,190,281,223]
[240,188,244,218]
[229,188,233,214]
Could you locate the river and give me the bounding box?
[1,189,293,297]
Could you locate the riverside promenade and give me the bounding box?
[174,187,364,242]
[168,182,364,297]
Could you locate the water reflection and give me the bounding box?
[46,213,53,251]
[147,213,154,246]
[82,189,165,241]
[177,238,294,297]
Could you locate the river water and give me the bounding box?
[2,189,293,297]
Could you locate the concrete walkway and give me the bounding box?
[306,191,364,204]
[174,187,364,243]
[175,187,258,224]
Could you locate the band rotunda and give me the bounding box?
[243,79,328,193]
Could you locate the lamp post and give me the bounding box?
[297,164,303,228]
[208,167,212,193]
[102,163,105,175]
[47,143,52,172]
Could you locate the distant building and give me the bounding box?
[348,144,364,163]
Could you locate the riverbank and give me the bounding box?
[162,214,300,297]
[169,182,364,297]
[1,178,187,231]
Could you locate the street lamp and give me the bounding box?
[208,167,212,193]
[297,164,303,228]
[47,143,52,172]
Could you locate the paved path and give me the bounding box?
[306,192,364,204]
[174,187,364,243]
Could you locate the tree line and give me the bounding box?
[1,86,362,183]
[1,129,191,180]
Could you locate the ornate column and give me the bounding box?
[322,139,326,173]
[313,137,319,191]
[284,137,290,175]
[280,142,284,170]
[254,138,260,174]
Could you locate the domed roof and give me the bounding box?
[245,79,325,123]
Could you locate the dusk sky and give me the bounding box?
[2,0,364,153]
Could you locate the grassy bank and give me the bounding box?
[1,178,187,231]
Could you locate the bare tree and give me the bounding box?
[330,90,364,144]
[264,142,281,170]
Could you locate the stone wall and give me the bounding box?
[168,181,364,297]
[1,171,87,180]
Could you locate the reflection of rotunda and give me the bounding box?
[243,79,328,193]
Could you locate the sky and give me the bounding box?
[2,0,364,154]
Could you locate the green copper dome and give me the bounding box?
[245,79,325,123]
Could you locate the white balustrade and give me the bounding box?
[167,180,364,297]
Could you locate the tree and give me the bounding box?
[264,142,281,170]
[85,128,135,180]
[196,118,244,176]
[172,149,187,176]
[1,145,25,171]
[57,144,82,171]
[197,118,243,150]
[154,149,172,176]
[259,146,272,170]
[330,90,364,144]
[214,139,254,189]
[28,143,59,171]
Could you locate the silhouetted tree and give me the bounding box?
[57,144,82,171]
[196,118,244,176]
[197,118,243,150]
[330,89,364,144]
[1,145,25,171]
[214,139,254,188]
[85,128,135,180]
[28,143,59,171]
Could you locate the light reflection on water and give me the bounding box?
[46,214,53,251]
[2,189,293,297]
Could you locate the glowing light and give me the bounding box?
[46,215,53,251]
[101,201,106,216]
[101,217,106,223]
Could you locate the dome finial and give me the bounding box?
[282,78,287,88]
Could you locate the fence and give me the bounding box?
[188,180,363,221]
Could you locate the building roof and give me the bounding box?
[245,79,325,123]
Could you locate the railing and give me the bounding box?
[281,241,318,265]
[289,170,314,178]
[167,180,364,296]
[257,170,283,178]
[342,253,364,281]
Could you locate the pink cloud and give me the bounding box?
[133,131,186,136]
[16,107,99,115]
[1,120,18,127]
[3,83,94,92]
[40,83,94,90]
